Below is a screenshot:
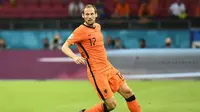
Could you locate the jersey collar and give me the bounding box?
[82,23,96,29]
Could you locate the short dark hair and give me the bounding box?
[82,4,97,14]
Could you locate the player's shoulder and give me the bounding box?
[73,23,101,33]
[73,25,85,34]
[95,23,101,30]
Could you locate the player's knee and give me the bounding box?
[107,100,116,111]
[123,88,134,98]
[119,83,134,99]
[124,88,134,98]
[105,98,117,111]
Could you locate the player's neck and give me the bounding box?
[83,22,96,29]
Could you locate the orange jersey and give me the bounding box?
[67,23,112,74]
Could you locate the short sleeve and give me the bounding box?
[67,31,82,45]
[96,23,101,31]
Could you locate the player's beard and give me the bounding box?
[85,19,95,26]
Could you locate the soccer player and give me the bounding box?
[61,4,141,112]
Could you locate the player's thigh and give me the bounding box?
[88,73,113,100]
[108,68,126,93]
[118,82,134,99]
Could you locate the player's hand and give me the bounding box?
[72,56,86,65]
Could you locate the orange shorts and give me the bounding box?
[88,67,126,100]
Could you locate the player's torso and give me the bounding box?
[76,24,112,73]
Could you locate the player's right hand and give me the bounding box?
[72,56,86,65]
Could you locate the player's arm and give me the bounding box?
[61,40,85,65]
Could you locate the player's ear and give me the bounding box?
[95,13,98,18]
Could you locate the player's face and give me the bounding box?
[82,7,97,26]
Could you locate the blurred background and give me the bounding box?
[0,0,200,79]
[0,0,200,112]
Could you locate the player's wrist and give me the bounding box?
[71,55,78,60]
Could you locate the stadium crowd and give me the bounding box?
[0,0,199,19]
[0,0,199,50]
[40,34,174,50]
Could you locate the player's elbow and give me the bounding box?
[61,46,64,52]
[61,41,69,51]
[61,44,66,53]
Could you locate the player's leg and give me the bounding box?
[81,96,116,112]
[108,68,141,112]
[104,96,117,111]
[82,71,117,112]
[118,82,141,112]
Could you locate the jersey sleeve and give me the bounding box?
[96,23,101,31]
[67,30,82,45]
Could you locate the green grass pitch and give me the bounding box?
[0,80,200,112]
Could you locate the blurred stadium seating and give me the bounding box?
[0,0,199,49]
[0,0,198,18]
[0,2,200,112]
